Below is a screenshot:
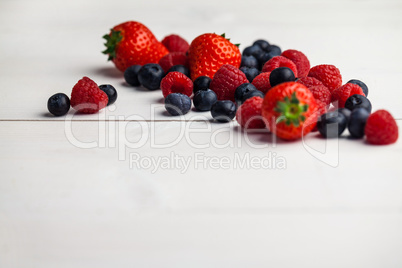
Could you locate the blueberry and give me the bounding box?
[269,67,295,87]
[124,65,142,86]
[211,100,237,123]
[234,83,257,105]
[164,93,192,116]
[167,65,190,78]
[47,93,70,116]
[242,45,263,57]
[266,45,281,56]
[241,55,259,69]
[253,39,271,51]
[138,63,164,90]
[193,89,217,111]
[255,51,276,70]
[344,94,372,113]
[193,76,212,94]
[242,90,264,103]
[337,108,352,122]
[240,66,259,83]
[317,111,348,138]
[348,108,370,138]
[347,79,368,97]
[99,84,117,105]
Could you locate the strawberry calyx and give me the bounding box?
[220,33,240,47]
[274,91,308,127]
[102,29,123,61]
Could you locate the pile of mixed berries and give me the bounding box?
[47,21,399,146]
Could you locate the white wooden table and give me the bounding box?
[1,0,402,267]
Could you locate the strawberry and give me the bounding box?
[261,82,318,140]
[187,33,241,81]
[102,21,169,72]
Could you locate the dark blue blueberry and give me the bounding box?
[348,108,370,138]
[164,93,192,116]
[242,45,263,57]
[235,83,257,105]
[124,65,142,86]
[193,76,212,94]
[337,108,352,122]
[345,94,372,113]
[269,67,295,87]
[253,39,271,51]
[167,65,190,78]
[193,89,217,111]
[240,66,259,83]
[347,79,368,96]
[211,100,237,123]
[266,45,281,56]
[47,93,70,116]
[242,90,264,104]
[99,84,117,105]
[317,111,348,138]
[255,51,276,70]
[137,63,164,90]
[241,55,259,69]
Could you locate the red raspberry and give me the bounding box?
[160,72,193,98]
[296,77,324,88]
[210,64,248,101]
[281,49,310,77]
[161,34,189,53]
[261,56,298,77]
[365,110,399,145]
[331,83,364,108]
[158,52,188,73]
[251,72,271,94]
[309,85,331,106]
[70,77,108,114]
[308,64,342,92]
[236,96,265,129]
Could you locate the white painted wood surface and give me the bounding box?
[1,0,402,267]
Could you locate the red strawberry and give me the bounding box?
[70,77,108,114]
[161,34,189,53]
[102,21,169,72]
[261,82,318,140]
[209,64,248,101]
[187,33,241,81]
[365,110,399,145]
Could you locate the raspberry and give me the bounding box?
[331,83,364,108]
[251,72,271,94]
[261,56,298,77]
[308,64,342,92]
[70,77,108,114]
[296,77,324,88]
[161,34,189,53]
[236,96,265,129]
[281,49,310,77]
[209,64,249,101]
[160,72,193,98]
[158,52,188,73]
[365,110,399,145]
[309,85,331,106]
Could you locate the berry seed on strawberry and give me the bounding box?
[70,77,108,114]
[160,72,193,98]
[365,109,399,145]
[209,64,248,101]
